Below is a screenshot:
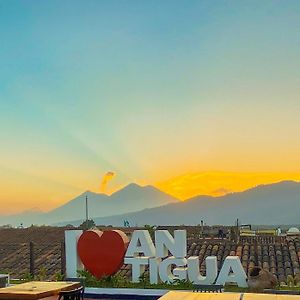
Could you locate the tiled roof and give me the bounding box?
[0,227,66,279]
[0,242,63,279]
[0,227,66,244]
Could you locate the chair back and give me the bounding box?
[58,286,84,300]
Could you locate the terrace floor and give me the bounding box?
[44,298,142,300]
[41,296,100,300]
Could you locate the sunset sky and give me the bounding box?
[0,1,300,214]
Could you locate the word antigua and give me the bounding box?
[65,229,248,288]
[124,230,248,287]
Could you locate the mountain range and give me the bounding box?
[1,180,300,227]
[57,180,300,227]
[0,183,178,226]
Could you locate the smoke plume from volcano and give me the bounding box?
[100,171,115,193]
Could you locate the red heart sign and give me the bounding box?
[77,229,129,279]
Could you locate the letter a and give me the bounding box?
[216,256,248,287]
[126,230,156,257]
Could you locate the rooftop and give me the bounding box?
[0,226,299,285]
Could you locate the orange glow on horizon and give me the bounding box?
[156,172,300,200]
[2,169,300,214]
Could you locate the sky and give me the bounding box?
[0,1,300,213]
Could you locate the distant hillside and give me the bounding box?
[0,183,179,226]
[59,181,300,226]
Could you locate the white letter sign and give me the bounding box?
[126,230,156,257]
[216,256,248,287]
[65,229,249,287]
[158,257,187,283]
[187,256,218,285]
[155,230,186,258]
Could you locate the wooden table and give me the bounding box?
[159,291,300,300]
[159,291,242,300]
[243,293,300,300]
[0,281,81,300]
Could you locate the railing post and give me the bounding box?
[29,242,35,277]
[61,241,66,275]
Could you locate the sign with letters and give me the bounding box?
[65,229,248,287]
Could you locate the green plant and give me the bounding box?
[36,267,47,281]
[79,219,96,230]
[109,273,128,288]
[54,272,65,281]
[0,269,10,275]
[22,272,34,282]
[173,278,193,289]
[78,270,128,288]
[77,270,196,290]
[144,225,156,240]
[139,272,149,288]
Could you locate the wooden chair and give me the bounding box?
[58,286,84,300]
[193,284,224,293]
[0,274,9,288]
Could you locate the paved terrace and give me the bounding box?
[0,226,299,284]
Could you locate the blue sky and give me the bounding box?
[0,1,300,212]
